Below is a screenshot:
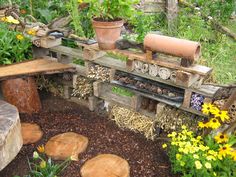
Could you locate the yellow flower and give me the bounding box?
[181,125,187,129]
[193,154,199,159]
[214,133,228,144]
[162,143,167,149]
[207,118,221,129]
[78,0,83,3]
[16,34,24,40]
[195,160,202,169]
[198,121,209,129]
[27,29,36,36]
[206,155,216,161]
[37,145,45,153]
[219,144,233,157]
[176,153,182,160]
[33,151,39,159]
[2,16,20,24]
[202,103,215,115]
[205,162,212,169]
[180,161,185,166]
[167,132,177,138]
[231,150,236,161]
[211,109,230,122]
[40,160,46,169]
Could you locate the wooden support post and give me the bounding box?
[93,81,103,97]
[156,102,166,116]
[126,59,134,72]
[176,70,200,87]
[63,85,70,99]
[182,90,193,108]
[88,96,99,111]
[222,89,236,111]
[146,50,153,61]
[167,0,178,33]
[131,94,142,111]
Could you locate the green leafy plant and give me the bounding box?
[164,103,236,177]
[73,58,85,66]
[0,23,32,65]
[112,86,134,97]
[27,145,70,177]
[84,0,138,21]
[106,52,128,62]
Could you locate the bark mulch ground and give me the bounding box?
[0,93,176,177]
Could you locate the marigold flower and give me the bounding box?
[214,133,228,144]
[205,162,212,169]
[207,118,221,129]
[219,144,233,157]
[20,9,27,14]
[16,34,24,40]
[195,160,202,169]
[37,145,45,153]
[27,29,37,36]
[40,160,46,168]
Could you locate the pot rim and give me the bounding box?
[92,18,124,28]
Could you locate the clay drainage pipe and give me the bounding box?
[144,34,201,62]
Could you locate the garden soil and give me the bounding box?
[0,92,177,177]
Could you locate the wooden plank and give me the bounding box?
[110,49,212,76]
[49,45,83,59]
[0,58,76,80]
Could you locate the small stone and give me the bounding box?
[45,132,88,161]
[81,154,130,177]
[21,123,43,145]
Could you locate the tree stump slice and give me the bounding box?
[149,64,159,77]
[134,60,143,73]
[21,123,43,145]
[1,77,41,114]
[45,132,88,161]
[158,67,171,80]
[81,154,130,177]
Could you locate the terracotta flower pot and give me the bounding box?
[144,34,201,62]
[1,77,42,114]
[92,18,124,50]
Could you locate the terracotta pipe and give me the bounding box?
[144,34,201,62]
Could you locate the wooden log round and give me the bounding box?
[134,60,143,73]
[1,77,42,114]
[170,71,177,82]
[149,64,159,77]
[158,67,171,80]
[141,63,149,73]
